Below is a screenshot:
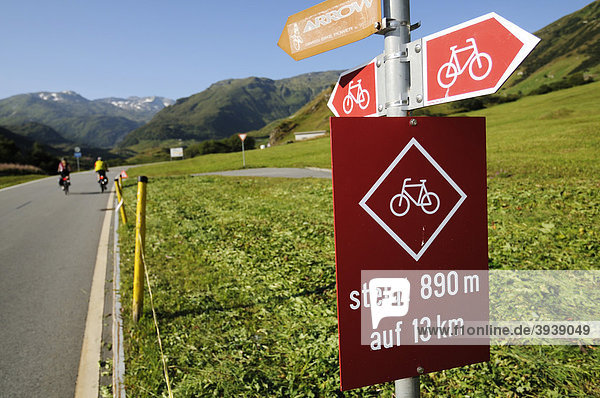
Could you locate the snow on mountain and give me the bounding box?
[96,96,175,113]
[1,91,176,147]
[37,90,88,103]
[33,91,174,115]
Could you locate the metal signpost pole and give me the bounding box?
[383,0,420,396]
[384,0,410,118]
[74,147,81,172]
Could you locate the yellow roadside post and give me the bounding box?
[114,177,128,224]
[132,176,148,322]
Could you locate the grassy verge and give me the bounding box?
[125,136,331,179]
[128,82,600,182]
[0,174,48,189]
[118,174,599,397]
[118,82,600,396]
[118,176,363,396]
[474,81,600,181]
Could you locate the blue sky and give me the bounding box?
[0,0,593,101]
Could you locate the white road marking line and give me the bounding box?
[74,191,114,397]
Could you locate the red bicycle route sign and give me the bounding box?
[326,12,539,114]
[277,3,539,392]
[330,116,489,390]
[422,12,540,106]
[328,55,383,117]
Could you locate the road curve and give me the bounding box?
[0,171,114,397]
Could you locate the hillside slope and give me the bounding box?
[504,0,599,94]
[251,85,334,145]
[126,80,600,186]
[248,2,600,144]
[119,71,340,148]
[5,122,71,146]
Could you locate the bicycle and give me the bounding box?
[389,178,440,217]
[343,79,370,114]
[437,37,492,90]
[97,171,108,193]
[61,176,70,195]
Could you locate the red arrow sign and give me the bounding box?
[328,56,382,117]
[423,13,540,106]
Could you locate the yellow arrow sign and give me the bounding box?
[278,0,381,61]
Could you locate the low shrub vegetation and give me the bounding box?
[0,163,44,176]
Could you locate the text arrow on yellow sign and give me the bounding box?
[278,0,381,61]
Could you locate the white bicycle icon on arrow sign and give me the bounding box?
[389,178,440,217]
[343,79,370,114]
[437,37,493,89]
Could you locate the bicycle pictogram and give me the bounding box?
[437,37,492,90]
[389,178,440,217]
[343,79,370,114]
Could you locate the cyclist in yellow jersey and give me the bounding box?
[94,157,109,180]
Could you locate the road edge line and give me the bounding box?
[74,191,114,397]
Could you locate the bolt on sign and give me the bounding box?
[278,0,381,61]
[330,116,489,390]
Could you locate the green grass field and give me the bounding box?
[118,83,600,397]
[126,137,331,179]
[0,174,49,189]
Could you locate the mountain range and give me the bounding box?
[122,1,600,149]
[119,71,341,148]
[0,92,174,148]
[0,71,339,151]
[1,1,598,156]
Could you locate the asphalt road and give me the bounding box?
[0,171,113,397]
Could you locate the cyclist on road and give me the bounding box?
[57,158,71,190]
[94,157,109,181]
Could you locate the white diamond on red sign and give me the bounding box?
[359,137,467,261]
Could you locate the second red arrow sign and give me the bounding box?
[328,55,385,117]
[422,12,540,106]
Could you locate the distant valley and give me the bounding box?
[0,92,174,148]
